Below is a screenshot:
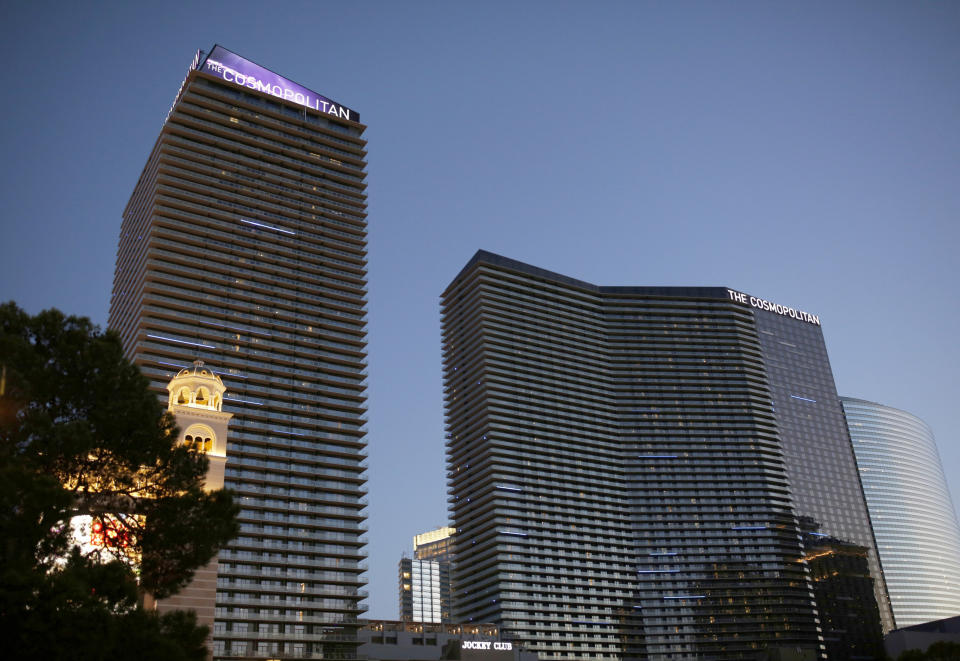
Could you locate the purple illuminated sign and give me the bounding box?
[199,45,358,122]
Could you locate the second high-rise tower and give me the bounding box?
[442,251,889,660]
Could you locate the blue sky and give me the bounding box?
[2,1,958,620]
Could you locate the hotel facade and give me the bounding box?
[109,46,369,660]
[441,251,889,660]
[841,397,960,628]
[400,527,457,624]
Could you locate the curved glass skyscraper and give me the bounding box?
[840,397,960,628]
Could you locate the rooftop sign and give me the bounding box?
[199,45,358,122]
[726,289,821,326]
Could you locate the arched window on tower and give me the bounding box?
[182,426,215,454]
[195,387,209,406]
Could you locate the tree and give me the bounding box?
[926,641,960,660]
[0,302,239,660]
[897,651,927,661]
[896,641,960,660]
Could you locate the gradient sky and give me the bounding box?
[2,1,958,620]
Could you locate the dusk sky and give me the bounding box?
[2,1,958,620]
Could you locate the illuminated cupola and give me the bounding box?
[167,359,226,411]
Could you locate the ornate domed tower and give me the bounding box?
[151,360,232,644]
[166,360,231,490]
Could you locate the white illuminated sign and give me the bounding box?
[200,45,358,122]
[461,641,513,651]
[726,289,820,326]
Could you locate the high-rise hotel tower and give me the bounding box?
[442,251,890,661]
[109,46,369,660]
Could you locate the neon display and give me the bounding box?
[200,45,358,122]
